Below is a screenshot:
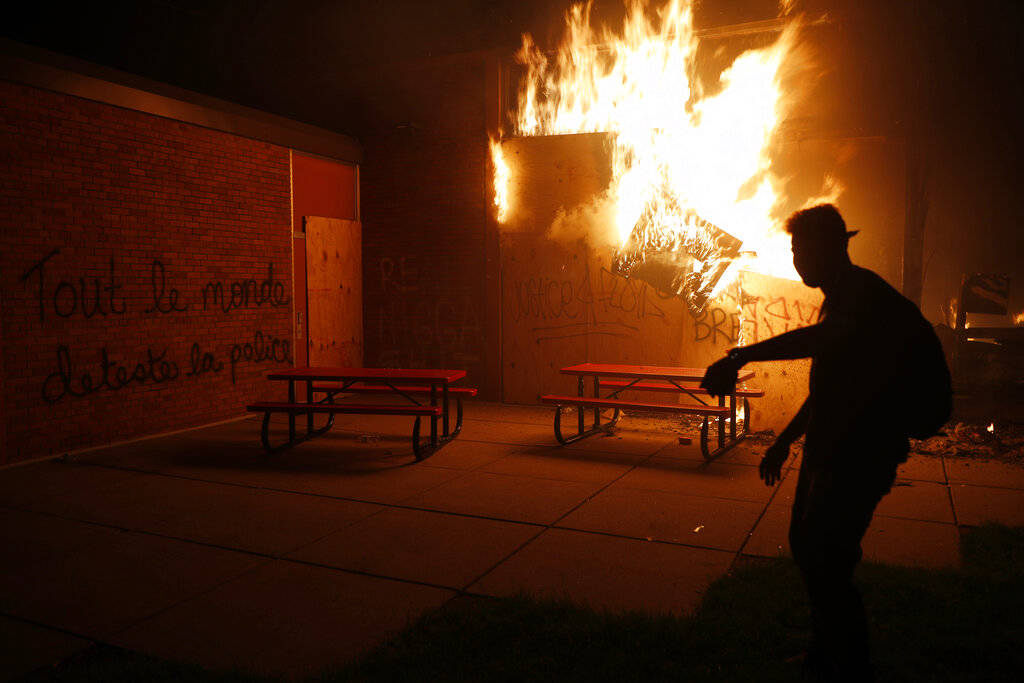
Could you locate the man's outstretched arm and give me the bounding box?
[700,317,851,398]
[731,320,845,363]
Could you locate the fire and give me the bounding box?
[490,138,511,222]
[987,422,995,434]
[1014,311,1024,326]
[494,0,822,305]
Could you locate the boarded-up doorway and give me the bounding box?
[305,216,362,366]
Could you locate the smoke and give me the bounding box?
[546,191,620,251]
[799,174,844,209]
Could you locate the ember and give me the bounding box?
[914,421,1024,465]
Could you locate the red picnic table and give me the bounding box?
[541,363,762,459]
[247,367,475,459]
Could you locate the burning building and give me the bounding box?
[1,0,1022,460]
[489,0,911,429]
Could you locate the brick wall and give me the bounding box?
[0,80,294,463]
[355,53,490,387]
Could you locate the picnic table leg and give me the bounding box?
[577,376,585,436]
[593,375,601,427]
[288,380,296,444]
[305,379,314,436]
[430,384,438,447]
[718,393,726,451]
[443,383,450,437]
[730,390,737,441]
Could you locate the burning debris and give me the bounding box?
[492,0,832,312]
[913,421,1024,464]
[611,183,743,314]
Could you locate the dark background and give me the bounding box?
[3,0,1020,141]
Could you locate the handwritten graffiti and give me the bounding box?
[20,249,127,321]
[186,342,224,378]
[42,345,180,403]
[39,331,291,403]
[200,263,290,313]
[20,249,289,321]
[228,331,291,383]
[374,255,482,370]
[691,290,821,345]
[508,261,672,343]
[694,306,741,345]
[145,259,189,313]
[379,256,419,294]
[18,248,293,404]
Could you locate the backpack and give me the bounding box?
[900,311,953,439]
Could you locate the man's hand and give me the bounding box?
[700,354,741,398]
[759,440,790,486]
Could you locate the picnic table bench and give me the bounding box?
[541,363,761,460]
[247,367,473,459]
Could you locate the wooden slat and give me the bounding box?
[560,363,754,383]
[266,368,467,382]
[312,385,478,396]
[247,402,440,416]
[540,394,729,416]
[599,380,764,397]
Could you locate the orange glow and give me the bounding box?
[490,138,511,222]
[493,0,827,293]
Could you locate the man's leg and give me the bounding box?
[789,455,899,681]
[790,462,834,676]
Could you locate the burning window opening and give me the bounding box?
[611,182,743,314]
[492,0,830,319]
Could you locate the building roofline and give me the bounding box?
[0,39,362,165]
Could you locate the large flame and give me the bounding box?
[495,0,826,295]
[490,138,511,222]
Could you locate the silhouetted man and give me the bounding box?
[701,204,921,682]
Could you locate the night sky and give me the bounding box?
[4,0,1019,138]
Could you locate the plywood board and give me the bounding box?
[306,217,362,367]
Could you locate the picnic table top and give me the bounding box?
[266,367,467,383]
[560,362,754,384]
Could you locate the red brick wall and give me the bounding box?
[355,53,489,386]
[0,80,294,464]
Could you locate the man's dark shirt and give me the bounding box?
[805,265,915,463]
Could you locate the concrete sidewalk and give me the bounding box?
[2,402,1023,679]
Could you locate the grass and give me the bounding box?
[19,525,1024,682]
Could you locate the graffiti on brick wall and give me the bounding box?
[691,288,821,345]
[508,261,674,343]
[18,248,292,403]
[375,255,482,369]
